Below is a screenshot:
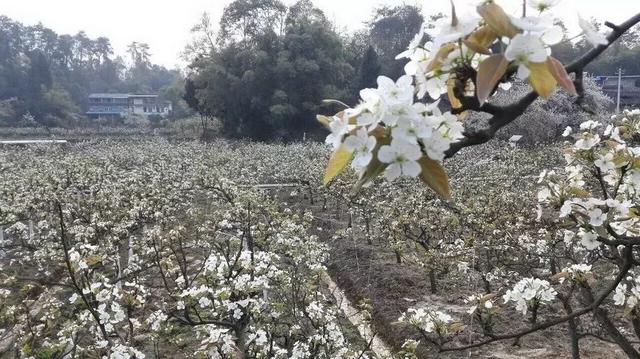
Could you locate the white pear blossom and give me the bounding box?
[429,15,480,48]
[503,278,557,316]
[396,27,426,60]
[343,128,377,170]
[325,115,349,150]
[424,72,449,100]
[594,152,615,172]
[614,284,628,306]
[579,230,600,250]
[399,307,453,334]
[587,207,606,226]
[580,120,601,130]
[574,133,600,150]
[529,0,561,12]
[378,139,423,181]
[579,15,608,47]
[505,34,548,79]
[199,296,212,308]
[377,75,415,106]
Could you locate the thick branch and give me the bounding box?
[445,12,640,159]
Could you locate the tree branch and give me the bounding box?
[445,12,640,159]
[439,246,633,352]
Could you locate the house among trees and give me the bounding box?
[594,75,640,108]
[86,94,172,119]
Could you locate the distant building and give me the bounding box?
[86,93,172,119]
[594,75,640,108]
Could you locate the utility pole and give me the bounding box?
[616,68,623,113]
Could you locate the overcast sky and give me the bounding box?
[1,0,638,68]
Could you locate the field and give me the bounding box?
[0,137,633,358]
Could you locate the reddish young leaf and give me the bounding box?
[477,2,519,38]
[464,26,498,55]
[476,54,508,105]
[418,156,451,200]
[547,57,577,95]
[426,43,457,73]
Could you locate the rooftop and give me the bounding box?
[88,93,130,99]
[88,93,160,99]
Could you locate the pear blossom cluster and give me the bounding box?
[559,264,593,283]
[502,278,557,315]
[398,307,454,335]
[614,275,640,309]
[465,294,496,315]
[325,75,464,181]
[321,0,611,190]
[539,110,640,254]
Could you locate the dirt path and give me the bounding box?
[322,271,393,359]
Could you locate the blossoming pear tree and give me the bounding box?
[392,110,640,357]
[317,0,640,357]
[319,0,640,200]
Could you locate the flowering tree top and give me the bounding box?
[318,0,640,200]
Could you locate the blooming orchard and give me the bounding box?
[0,143,370,358]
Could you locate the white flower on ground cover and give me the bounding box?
[579,229,601,250]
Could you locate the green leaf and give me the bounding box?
[418,156,451,200]
[528,62,557,98]
[476,54,508,105]
[324,145,353,185]
[546,57,577,95]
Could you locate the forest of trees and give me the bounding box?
[183,0,640,141]
[0,16,185,127]
[183,0,427,141]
